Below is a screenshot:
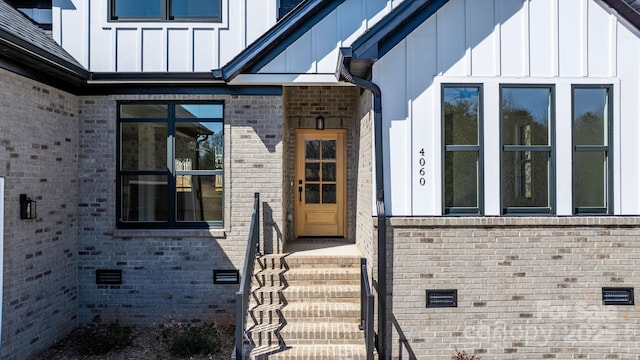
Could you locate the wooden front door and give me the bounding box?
[295,129,346,237]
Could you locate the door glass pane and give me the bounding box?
[121,175,168,222]
[177,175,223,222]
[444,152,478,208]
[502,151,549,208]
[305,163,320,181]
[113,0,161,18]
[171,0,220,17]
[306,140,320,160]
[120,104,167,118]
[322,162,336,182]
[502,88,551,146]
[176,104,223,119]
[175,122,223,170]
[120,122,168,171]
[573,152,606,208]
[322,184,337,204]
[322,140,336,159]
[306,184,320,204]
[573,88,608,146]
[443,87,479,145]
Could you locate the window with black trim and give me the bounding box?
[117,102,224,228]
[110,0,222,21]
[501,86,554,214]
[442,85,482,215]
[572,86,612,215]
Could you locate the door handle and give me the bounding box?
[298,186,303,201]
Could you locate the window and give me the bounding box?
[110,0,221,21]
[501,86,554,214]
[117,102,224,228]
[278,0,304,20]
[572,86,612,214]
[7,0,52,30]
[442,85,482,215]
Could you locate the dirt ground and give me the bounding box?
[32,324,235,360]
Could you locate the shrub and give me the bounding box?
[165,323,220,356]
[76,316,134,355]
[451,349,481,360]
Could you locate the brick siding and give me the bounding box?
[77,94,283,326]
[387,217,640,359]
[0,69,79,360]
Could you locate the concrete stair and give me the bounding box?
[246,252,367,360]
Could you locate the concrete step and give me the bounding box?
[284,255,361,269]
[281,284,359,302]
[280,302,360,322]
[282,267,360,285]
[280,322,363,345]
[252,344,367,360]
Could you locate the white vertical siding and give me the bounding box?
[167,29,191,71]
[409,18,438,215]
[374,0,640,216]
[142,29,165,72]
[193,29,217,71]
[259,0,405,74]
[498,0,525,76]
[468,0,497,77]
[528,0,556,77]
[116,29,140,71]
[616,21,640,214]
[558,0,585,77]
[437,0,467,76]
[56,0,276,72]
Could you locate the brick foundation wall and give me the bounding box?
[0,69,79,360]
[387,217,640,359]
[77,94,283,326]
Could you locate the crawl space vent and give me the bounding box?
[426,289,457,308]
[96,269,122,285]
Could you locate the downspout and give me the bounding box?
[338,59,388,360]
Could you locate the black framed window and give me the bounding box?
[110,0,221,21]
[572,86,612,214]
[500,86,554,214]
[442,85,483,215]
[117,102,224,228]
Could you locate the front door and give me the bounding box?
[295,129,346,238]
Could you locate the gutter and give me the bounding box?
[337,47,388,360]
[0,28,90,81]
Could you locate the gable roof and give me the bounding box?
[212,0,346,81]
[602,0,640,28]
[341,0,640,79]
[0,0,89,87]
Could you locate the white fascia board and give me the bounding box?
[228,73,350,86]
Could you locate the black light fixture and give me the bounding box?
[19,194,36,219]
[316,86,325,130]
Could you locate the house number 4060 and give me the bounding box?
[418,148,426,186]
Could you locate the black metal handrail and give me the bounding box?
[360,258,375,360]
[233,193,260,360]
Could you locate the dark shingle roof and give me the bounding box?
[0,0,88,86]
[624,0,640,11]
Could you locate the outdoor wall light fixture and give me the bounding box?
[315,114,325,130]
[19,194,36,219]
[316,86,325,130]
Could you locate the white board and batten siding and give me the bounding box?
[259,0,407,74]
[53,0,278,72]
[373,0,640,216]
